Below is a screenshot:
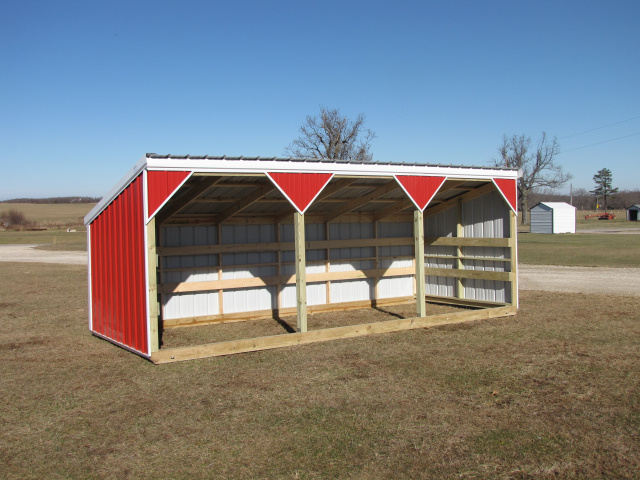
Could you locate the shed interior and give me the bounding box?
[147,170,518,362]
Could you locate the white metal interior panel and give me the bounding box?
[378,276,413,299]
[331,279,374,303]
[378,221,412,238]
[281,284,326,308]
[164,292,220,320]
[460,191,511,302]
[423,206,456,296]
[424,206,456,237]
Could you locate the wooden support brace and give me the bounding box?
[456,197,464,298]
[414,210,426,317]
[147,218,160,352]
[294,212,307,333]
[509,209,519,307]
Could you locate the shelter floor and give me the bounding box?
[160,301,467,349]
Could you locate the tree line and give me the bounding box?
[528,188,640,211]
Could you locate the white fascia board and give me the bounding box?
[84,156,148,225]
[145,158,519,181]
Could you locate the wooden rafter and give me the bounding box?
[323,181,399,223]
[156,176,222,225]
[424,182,495,219]
[374,199,413,221]
[216,182,276,223]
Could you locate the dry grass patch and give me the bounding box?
[1,262,639,479]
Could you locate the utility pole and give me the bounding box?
[570,183,573,206]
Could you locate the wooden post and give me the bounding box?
[294,212,307,332]
[456,197,464,299]
[325,222,331,304]
[147,218,160,353]
[414,210,426,317]
[217,223,223,315]
[276,222,282,313]
[373,220,380,304]
[509,209,519,308]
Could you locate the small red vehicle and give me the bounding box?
[584,213,615,220]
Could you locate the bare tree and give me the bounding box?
[494,132,571,224]
[285,107,376,161]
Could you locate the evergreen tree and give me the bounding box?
[591,168,619,212]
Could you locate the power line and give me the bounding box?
[559,115,640,139]
[560,131,640,153]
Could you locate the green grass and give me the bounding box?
[0,202,95,227]
[1,262,639,479]
[0,228,87,250]
[518,232,640,267]
[577,209,638,229]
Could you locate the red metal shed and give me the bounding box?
[85,154,520,362]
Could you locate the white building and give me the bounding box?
[530,202,576,234]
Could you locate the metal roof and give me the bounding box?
[145,153,517,172]
[86,153,520,225]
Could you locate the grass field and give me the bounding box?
[1,261,639,479]
[518,232,640,268]
[0,202,95,228]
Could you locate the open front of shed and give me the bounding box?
[84,155,520,363]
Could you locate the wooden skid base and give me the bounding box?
[150,305,517,364]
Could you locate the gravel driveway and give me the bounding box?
[0,244,87,265]
[0,244,638,297]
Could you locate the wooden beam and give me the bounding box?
[150,305,518,363]
[192,197,287,204]
[456,197,464,299]
[156,176,222,225]
[509,209,518,308]
[374,199,413,221]
[425,267,511,282]
[414,210,426,317]
[217,183,276,223]
[294,212,307,333]
[156,236,509,257]
[163,296,415,328]
[147,218,160,353]
[323,181,399,223]
[158,266,416,294]
[424,182,495,219]
[424,294,508,309]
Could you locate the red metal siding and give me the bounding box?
[395,175,446,211]
[89,174,148,355]
[266,172,333,213]
[147,170,190,219]
[493,178,518,213]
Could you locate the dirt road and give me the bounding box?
[0,244,87,265]
[518,264,639,297]
[2,244,639,297]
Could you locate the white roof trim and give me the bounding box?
[86,155,520,225]
[84,156,147,225]
[146,157,519,180]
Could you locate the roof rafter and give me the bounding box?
[156,176,223,225]
[374,199,414,221]
[217,182,276,223]
[323,181,399,223]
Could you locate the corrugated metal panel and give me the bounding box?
[89,173,148,354]
[530,204,552,234]
[461,190,511,303]
[147,170,191,219]
[267,172,333,213]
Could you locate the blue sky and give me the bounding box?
[1,0,639,200]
